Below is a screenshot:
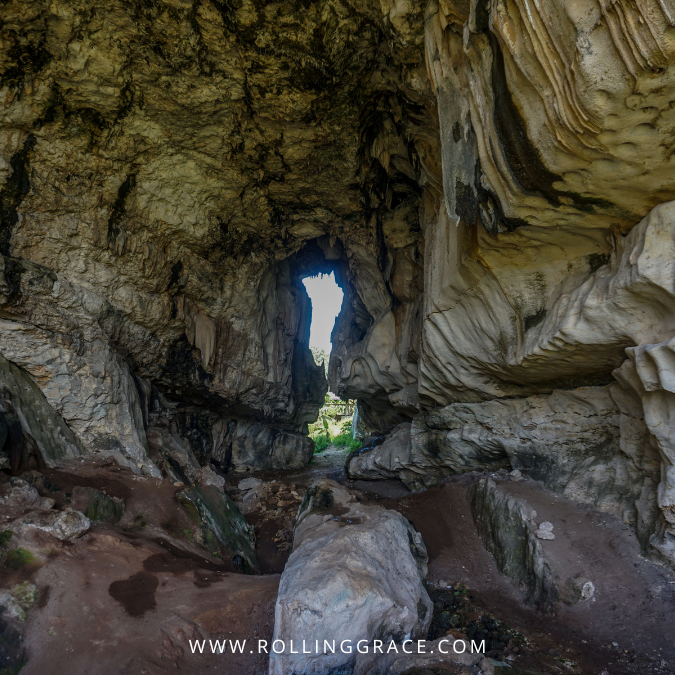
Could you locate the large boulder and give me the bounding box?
[269,480,432,675]
[71,486,125,525]
[16,508,90,541]
[0,353,86,466]
[346,423,411,482]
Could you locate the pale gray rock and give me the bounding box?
[269,480,432,675]
[347,385,662,552]
[240,483,269,516]
[3,0,675,578]
[561,577,595,605]
[615,340,675,565]
[346,423,411,481]
[196,466,225,492]
[535,530,556,541]
[0,353,85,465]
[0,582,39,622]
[16,508,90,541]
[0,479,53,516]
[0,257,159,477]
[237,477,263,492]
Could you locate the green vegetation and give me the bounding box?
[309,399,362,454]
[314,435,330,453]
[4,548,32,571]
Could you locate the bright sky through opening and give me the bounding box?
[302,273,343,355]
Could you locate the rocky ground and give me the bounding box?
[0,451,672,675]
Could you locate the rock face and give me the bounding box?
[0,353,85,469]
[470,478,558,612]
[71,486,125,524]
[269,480,432,675]
[2,0,675,566]
[347,385,662,549]
[177,484,259,573]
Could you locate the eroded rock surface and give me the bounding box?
[2,0,675,574]
[270,480,432,675]
[348,385,663,549]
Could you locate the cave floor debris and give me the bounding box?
[2,456,673,675]
[228,464,675,675]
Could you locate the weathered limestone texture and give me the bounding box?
[269,480,432,675]
[348,385,662,548]
[615,341,675,563]
[3,0,675,566]
[0,352,85,466]
[346,422,412,482]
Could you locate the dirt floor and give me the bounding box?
[3,451,674,675]
[364,476,675,675]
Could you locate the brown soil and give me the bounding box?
[23,530,279,675]
[355,474,675,675]
[7,457,675,675]
[237,463,675,675]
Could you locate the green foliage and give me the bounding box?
[0,530,13,547]
[339,419,353,433]
[311,413,361,454]
[330,420,361,451]
[314,435,329,453]
[347,438,362,452]
[4,548,32,571]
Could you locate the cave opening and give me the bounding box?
[301,271,344,375]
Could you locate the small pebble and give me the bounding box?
[439,580,447,588]
[539,521,554,531]
[173,481,184,488]
[535,529,555,540]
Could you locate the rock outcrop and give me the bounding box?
[0,352,86,470]
[470,478,558,612]
[269,480,432,675]
[347,385,663,550]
